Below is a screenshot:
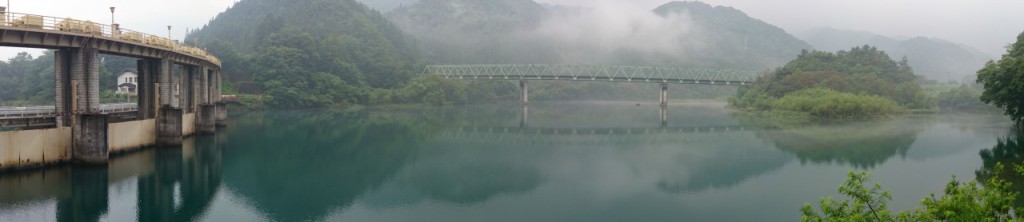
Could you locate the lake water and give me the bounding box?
[0,101,1018,221]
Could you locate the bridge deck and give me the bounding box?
[424,64,758,85]
[0,103,138,128]
[0,12,220,68]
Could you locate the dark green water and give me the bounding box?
[0,102,1018,221]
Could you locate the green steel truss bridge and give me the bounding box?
[423,64,758,85]
[423,64,760,105]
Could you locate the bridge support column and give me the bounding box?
[72,114,109,164]
[62,47,107,165]
[188,66,200,113]
[213,70,227,127]
[215,102,227,127]
[659,83,668,107]
[199,68,209,106]
[157,106,183,146]
[137,59,157,119]
[54,50,72,126]
[157,59,172,108]
[198,104,216,134]
[660,106,668,128]
[519,105,528,129]
[520,80,528,105]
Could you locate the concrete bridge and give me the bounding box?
[423,64,758,106]
[0,10,225,171]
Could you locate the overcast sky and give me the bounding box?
[2,0,1022,59]
[0,0,237,59]
[537,0,1024,57]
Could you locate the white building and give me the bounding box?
[116,69,138,96]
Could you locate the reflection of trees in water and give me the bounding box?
[654,135,792,193]
[135,136,223,222]
[736,114,929,169]
[359,146,543,208]
[221,110,459,221]
[977,128,1024,206]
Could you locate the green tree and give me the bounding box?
[977,31,1024,124]
[802,168,1022,222]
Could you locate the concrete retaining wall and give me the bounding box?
[107,119,156,153]
[182,113,195,136]
[0,127,72,170]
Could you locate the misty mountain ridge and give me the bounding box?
[387,0,555,64]
[355,0,421,12]
[388,0,813,69]
[188,0,422,92]
[801,27,992,82]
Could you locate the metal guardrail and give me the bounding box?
[0,103,137,119]
[0,11,220,66]
[423,64,758,85]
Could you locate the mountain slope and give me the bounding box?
[186,0,423,107]
[389,0,813,69]
[387,0,554,64]
[189,0,420,86]
[652,1,814,68]
[801,27,992,82]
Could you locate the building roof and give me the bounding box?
[116,68,139,78]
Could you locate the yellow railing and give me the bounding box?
[0,11,221,67]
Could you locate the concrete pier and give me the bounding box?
[215,102,227,127]
[659,83,669,107]
[72,114,109,164]
[157,106,183,146]
[519,105,529,129]
[520,80,529,105]
[198,104,216,134]
[0,14,226,171]
[660,106,668,128]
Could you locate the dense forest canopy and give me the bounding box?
[186,0,424,107]
[731,46,934,118]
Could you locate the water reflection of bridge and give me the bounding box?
[453,125,748,135]
[437,125,752,145]
[0,134,224,221]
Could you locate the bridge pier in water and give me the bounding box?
[520,80,529,105]
[519,105,528,129]
[0,13,227,171]
[55,47,110,164]
[661,106,668,128]
[659,83,669,107]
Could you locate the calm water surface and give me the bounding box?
[0,102,1017,221]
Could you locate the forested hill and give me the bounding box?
[801,27,992,82]
[651,1,813,68]
[387,0,553,64]
[186,0,422,97]
[388,0,812,69]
